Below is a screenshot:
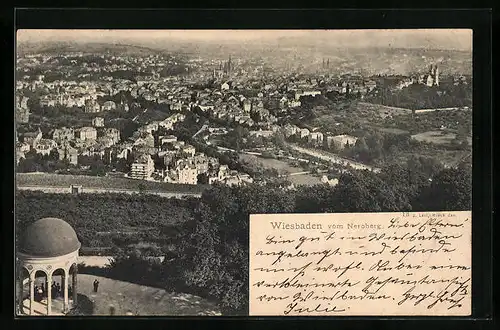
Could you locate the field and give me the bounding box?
[376,127,410,135]
[356,102,413,118]
[411,130,456,145]
[375,148,471,169]
[240,153,302,173]
[239,153,322,186]
[309,101,413,133]
[16,173,209,194]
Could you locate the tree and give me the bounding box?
[272,129,286,149]
[48,149,60,161]
[197,173,209,184]
[407,155,444,179]
[331,170,411,212]
[413,167,472,211]
[178,184,295,315]
[295,184,337,213]
[114,158,132,173]
[379,162,428,206]
[89,158,107,176]
[137,183,146,194]
[366,132,384,161]
[353,137,370,162]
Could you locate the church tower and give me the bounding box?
[434,65,439,86]
[227,55,232,79]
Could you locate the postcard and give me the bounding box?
[15,27,473,317]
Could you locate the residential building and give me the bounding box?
[218,165,229,181]
[16,150,25,165]
[17,142,31,153]
[16,142,30,164]
[78,127,98,141]
[222,171,254,186]
[92,117,105,127]
[243,99,252,112]
[329,134,358,149]
[283,124,300,138]
[308,132,324,145]
[365,80,377,92]
[170,141,186,150]
[85,99,101,113]
[321,175,339,186]
[52,127,75,142]
[249,130,274,138]
[16,97,30,123]
[117,146,132,160]
[159,135,177,146]
[170,102,182,111]
[58,144,78,165]
[34,139,57,156]
[181,145,196,157]
[102,100,117,111]
[103,128,121,144]
[22,129,42,148]
[16,108,30,124]
[133,133,155,148]
[130,154,155,180]
[177,164,198,185]
[299,128,310,139]
[295,90,321,100]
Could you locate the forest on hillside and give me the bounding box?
[366,82,472,110]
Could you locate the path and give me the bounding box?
[76,274,221,316]
[192,124,209,138]
[286,143,381,173]
[132,108,149,122]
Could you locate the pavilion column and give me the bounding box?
[29,275,34,315]
[18,268,24,315]
[72,264,78,307]
[47,273,52,315]
[63,271,68,313]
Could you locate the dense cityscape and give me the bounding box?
[16,42,472,190]
[16,30,473,316]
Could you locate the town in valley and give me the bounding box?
[16,32,472,194]
[15,30,473,316]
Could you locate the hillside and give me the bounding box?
[17,39,472,76]
[17,41,167,57]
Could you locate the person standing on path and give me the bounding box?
[93,279,100,293]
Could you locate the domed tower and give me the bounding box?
[17,218,81,316]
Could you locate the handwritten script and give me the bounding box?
[249,212,471,316]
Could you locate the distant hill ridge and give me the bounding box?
[16,40,472,76]
[17,41,168,56]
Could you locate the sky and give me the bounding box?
[17,29,473,51]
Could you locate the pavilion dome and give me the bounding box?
[19,218,81,258]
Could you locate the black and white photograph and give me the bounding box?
[15,28,473,317]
